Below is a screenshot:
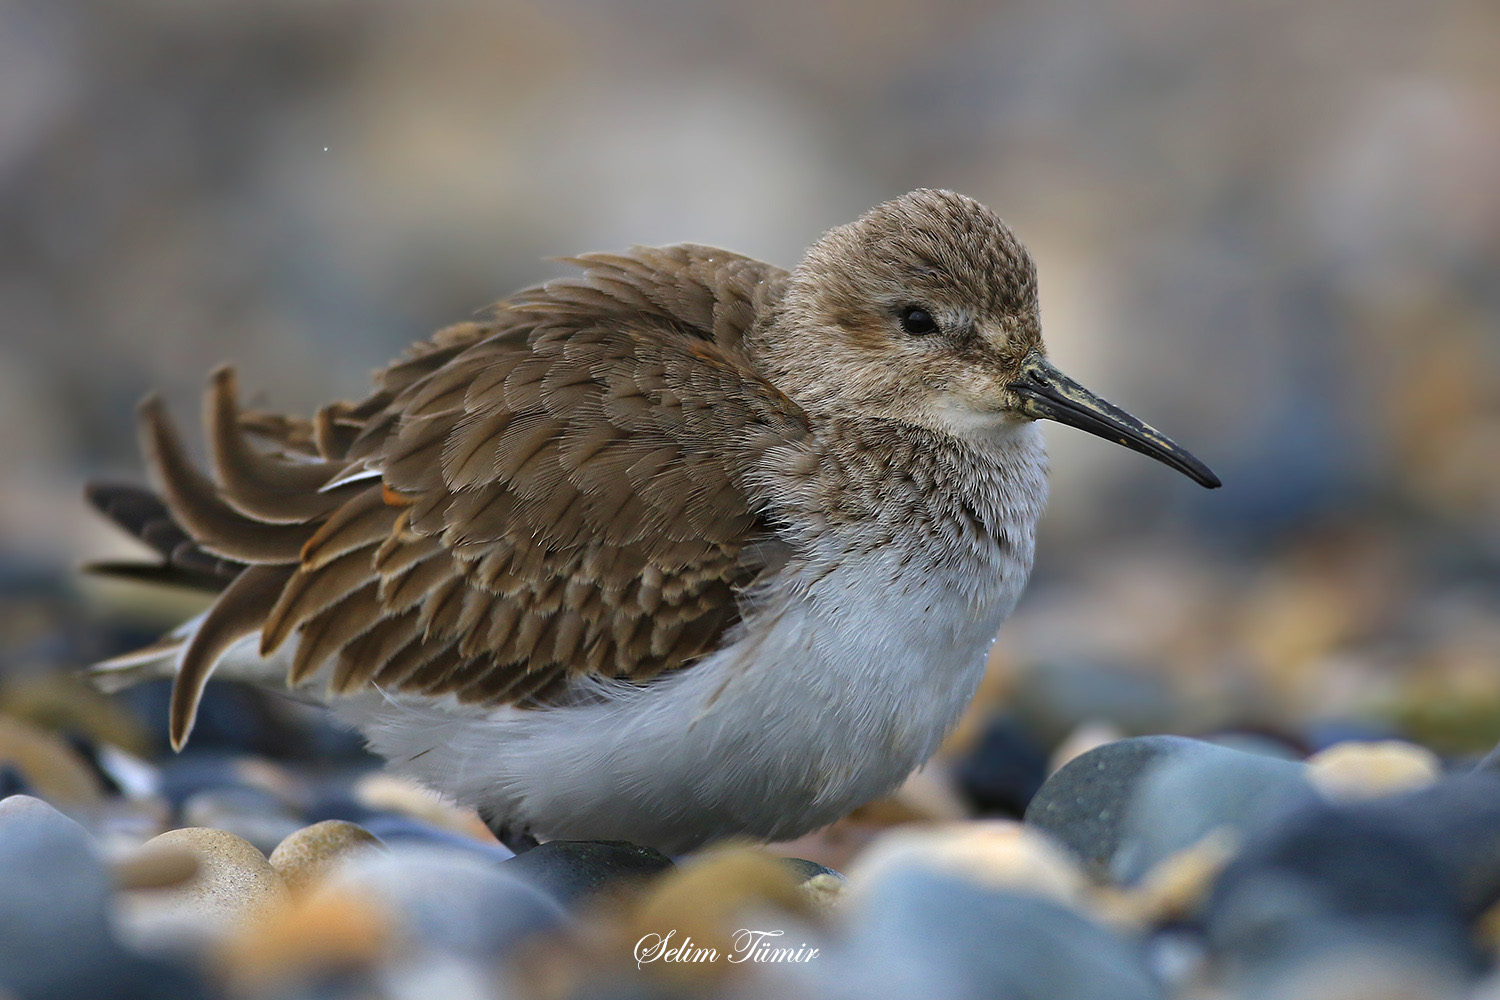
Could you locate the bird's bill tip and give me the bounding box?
[1007,354,1221,489]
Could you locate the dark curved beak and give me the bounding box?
[1007,353,1221,489]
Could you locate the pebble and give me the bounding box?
[1306,740,1442,801]
[1204,796,1478,986]
[827,868,1164,1000]
[953,713,1049,817]
[360,813,514,862]
[219,884,393,995]
[780,857,848,911]
[321,843,568,957]
[353,771,493,839]
[269,819,384,895]
[847,820,1088,910]
[1110,738,1318,883]
[111,841,200,891]
[629,846,814,990]
[0,673,154,758]
[0,795,203,999]
[0,794,115,998]
[1025,735,1207,873]
[118,827,290,954]
[0,715,105,806]
[505,839,674,907]
[1050,720,1127,775]
[157,753,262,809]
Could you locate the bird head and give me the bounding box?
[762,188,1220,489]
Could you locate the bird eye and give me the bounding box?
[898,306,939,336]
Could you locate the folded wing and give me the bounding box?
[88,245,808,749]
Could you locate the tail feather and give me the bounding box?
[85,630,192,694]
[85,366,386,748]
[170,564,295,750]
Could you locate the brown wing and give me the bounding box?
[91,245,805,749]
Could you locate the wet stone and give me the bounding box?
[506,839,675,907]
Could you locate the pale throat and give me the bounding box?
[925,395,1032,440]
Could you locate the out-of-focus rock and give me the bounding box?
[268,819,383,895]
[847,820,1088,910]
[118,827,289,954]
[504,839,673,908]
[1307,740,1442,801]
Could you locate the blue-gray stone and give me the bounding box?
[1112,739,1318,883]
[1204,796,1480,988]
[327,844,568,956]
[0,795,204,1000]
[819,869,1163,1000]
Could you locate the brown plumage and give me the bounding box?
[88,188,1218,780]
[88,190,1221,852]
[92,243,808,749]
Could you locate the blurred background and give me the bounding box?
[3,0,1500,756]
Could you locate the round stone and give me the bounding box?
[1025,735,1203,873]
[1306,740,1442,801]
[321,843,568,957]
[118,827,289,954]
[270,820,383,895]
[504,839,674,907]
[847,821,1088,909]
[836,868,1164,1000]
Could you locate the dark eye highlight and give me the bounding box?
[899,306,939,336]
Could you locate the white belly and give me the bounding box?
[334,536,1033,854]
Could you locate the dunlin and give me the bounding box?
[88,189,1218,852]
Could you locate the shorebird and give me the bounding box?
[86,189,1219,853]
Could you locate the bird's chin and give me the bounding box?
[925,399,1030,440]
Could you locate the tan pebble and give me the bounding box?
[117,828,289,953]
[111,843,199,890]
[220,885,392,993]
[845,821,1088,909]
[0,674,153,758]
[0,715,104,806]
[629,846,812,989]
[352,772,492,840]
[270,821,383,895]
[800,872,845,913]
[1306,740,1442,801]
